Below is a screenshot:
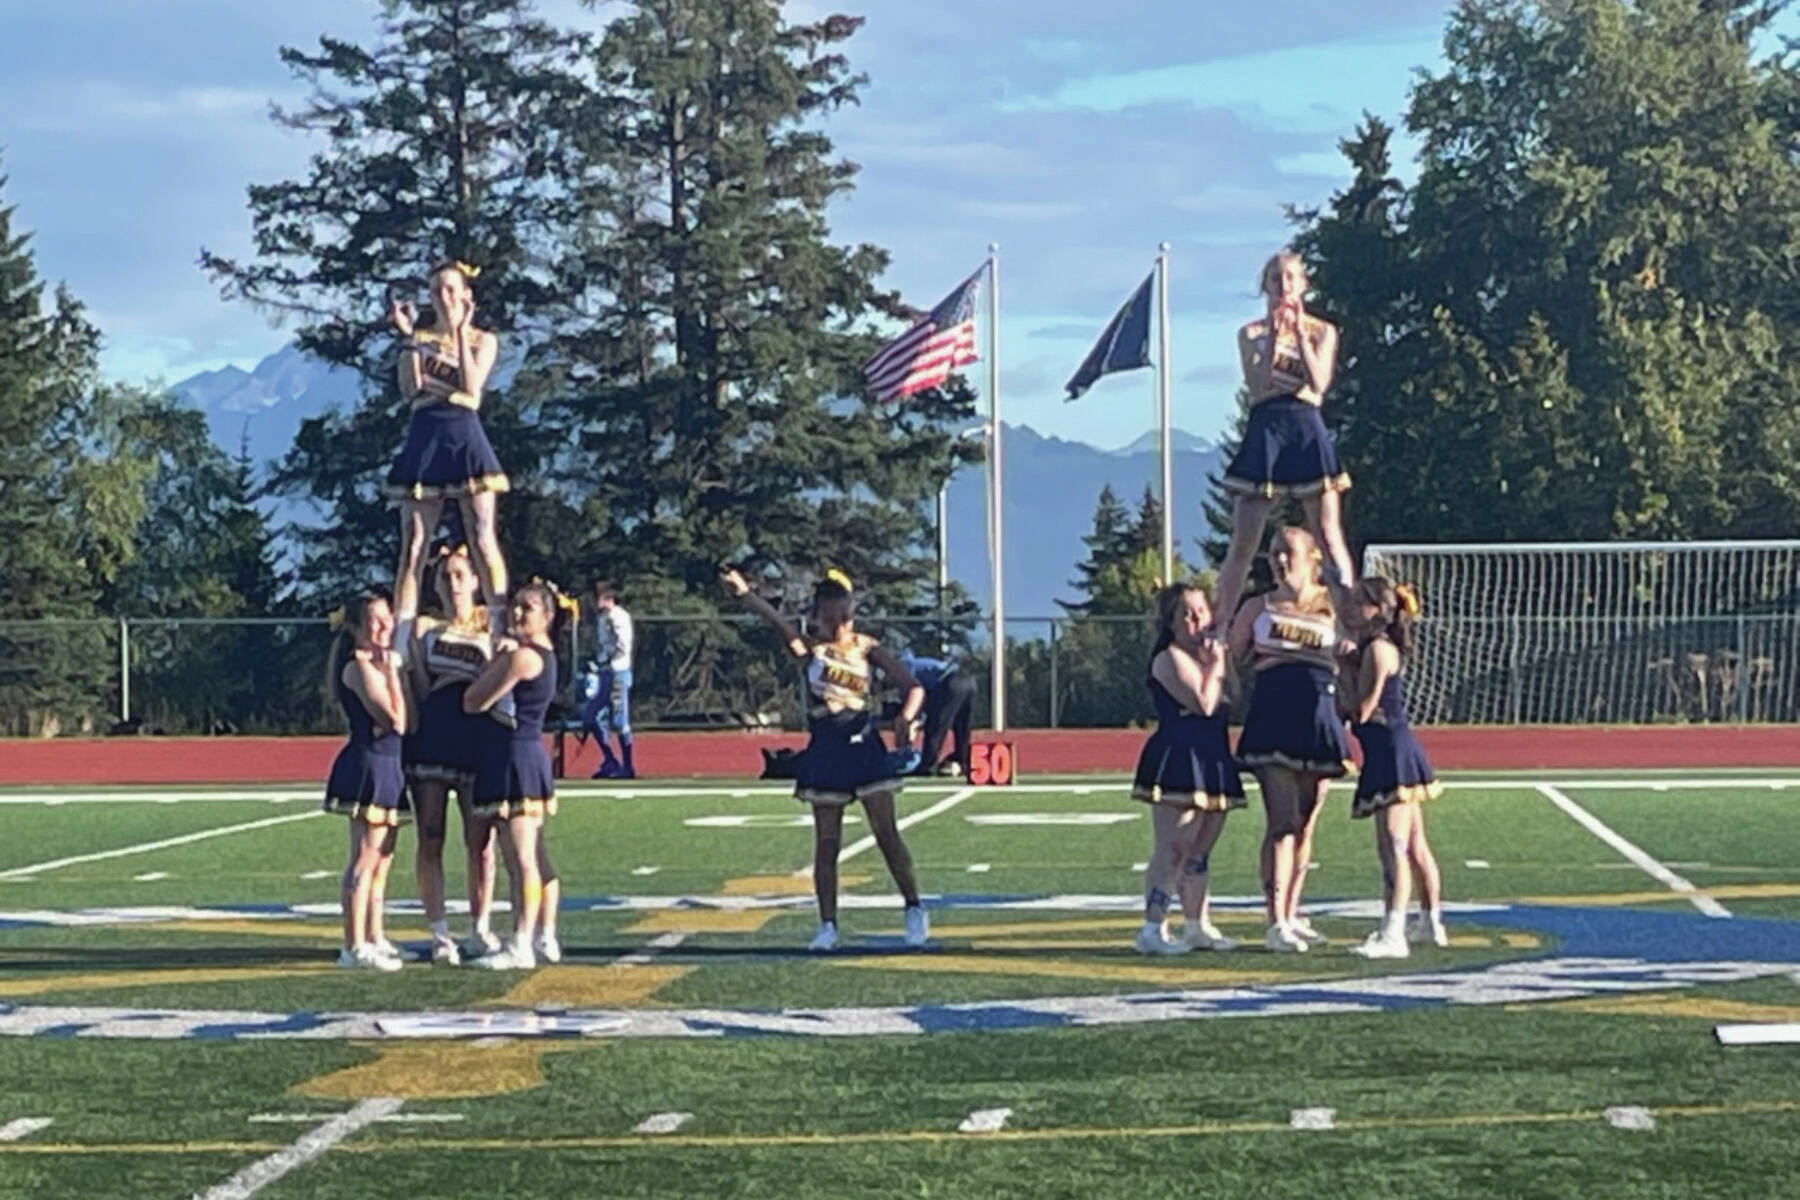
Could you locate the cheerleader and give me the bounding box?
[1130,583,1246,955]
[1344,577,1446,958]
[403,543,502,965]
[323,587,409,972]
[1213,250,1356,629]
[387,261,510,634]
[721,566,929,952]
[1227,527,1353,952]
[461,581,566,970]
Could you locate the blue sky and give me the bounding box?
[0,0,1455,449]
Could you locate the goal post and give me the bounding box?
[1359,540,1800,725]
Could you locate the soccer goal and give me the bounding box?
[1359,541,1800,725]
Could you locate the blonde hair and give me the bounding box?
[1269,526,1332,616]
[1259,249,1307,298]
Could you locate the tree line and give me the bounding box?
[5,0,1800,736]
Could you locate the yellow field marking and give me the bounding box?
[297,1040,588,1101]
[1499,933,1541,949]
[830,953,1324,988]
[624,909,779,935]
[720,873,870,897]
[0,964,337,998]
[1525,993,1800,1023]
[9,1098,1800,1158]
[1514,882,1800,908]
[491,963,690,1010]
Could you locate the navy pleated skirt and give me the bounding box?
[1236,663,1353,777]
[1222,396,1351,499]
[386,402,509,500]
[796,712,901,806]
[1351,721,1442,818]
[404,685,484,786]
[324,743,409,826]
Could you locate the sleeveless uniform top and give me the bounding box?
[336,665,399,757]
[1250,605,1339,671]
[412,329,473,409]
[508,643,558,740]
[417,613,492,692]
[805,634,878,721]
[1362,670,1413,729]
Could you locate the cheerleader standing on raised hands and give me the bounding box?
[1344,578,1446,958]
[721,566,929,952]
[388,262,510,636]
[403,544,502,965]
[323,587,410,972]
[1214,250,1355,629]
[1130,583,1246,955]
[1228,527,1353,953]
[460,582,566,970]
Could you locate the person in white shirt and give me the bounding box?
[581,579,636,778]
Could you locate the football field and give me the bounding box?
[3,771,1800,1198]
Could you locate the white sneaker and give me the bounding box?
[372,937,406,962]
[1408,916,1450,948]
[1135,921,1188,955]
[430,937,462,967]
[1264,923,1308,953]
[535,933,563,964]
[1182,922,1238,952]
[1291,917,1328,947]
[461,931,502,961]
[903,906,929,948]
[1353,929,1411,959]
[470,942,537,971]
[809,921,841,952]
[337,944,403,973]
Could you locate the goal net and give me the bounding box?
[1359,541,1800,724]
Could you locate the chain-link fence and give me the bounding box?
[7,609,1793,736]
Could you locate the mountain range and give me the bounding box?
[171,347,1225,617]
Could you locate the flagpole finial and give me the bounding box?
[1159,241,1171,253]
[988,242,1000,255]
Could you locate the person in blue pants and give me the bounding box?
[582,579,636,779]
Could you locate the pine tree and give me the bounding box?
[202,0,588,602]
[531,0,982,713]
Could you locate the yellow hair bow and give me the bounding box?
[529,575,582,617]
[1395,583,1422,617]
[435,542,469,560]
[326,605,347,632]
[824,567,854,592]
[454,260,481,279]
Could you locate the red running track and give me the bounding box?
[0,726,1796,786]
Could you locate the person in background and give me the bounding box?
[582,579,636,780]
[899,648,976,778]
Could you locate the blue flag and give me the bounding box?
[1065,273,1154,400]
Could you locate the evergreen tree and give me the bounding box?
[532,0,982,712]
[202,0,588,602]
[1297,0,1800,545]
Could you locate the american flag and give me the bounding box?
[863,272,981,402]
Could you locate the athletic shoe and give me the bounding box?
[430,937,462,967]
[1352,929,1411,959]
[1264,924,1309,953]
[461,931,503,961]
[1291,917,1329,947]
[903,906,930,948]
[809,921,841,953]
[1182,922,1238,952]
[535,933,563,964]
[372,937,407,962]
[337,944,403,973]
[470,943,537,971]
[1135,921,1188,956]
[933,761,965,778]
[596,760,625,779]
[1408,916,1450,948]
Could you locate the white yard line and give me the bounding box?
[0,811,325,880]
[1289,1108,1336,1131]
[1536,784,1730,919]
[613,931,687,968]
[248,1112,462,1124]
[0,1118,53,1142]
[958,1107,1013,1134]
[195,1097,400,1200]
[633,1111,693,1135]
[1603,1106,1655,1131]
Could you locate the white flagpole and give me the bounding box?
[1156,242,1174,584]
[986,244,1006,734]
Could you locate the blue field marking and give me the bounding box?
[4,901,1800,1042]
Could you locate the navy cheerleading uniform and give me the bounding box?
[324,662,409,825]
[386,328,509,500]
[1235,606,1353,777]
[1130,666,1246,811]
[404,612,494,788]
[795,634,901,807]
[472,642,558,820]
[1350,648,1442,819]
[1223,318,1349,499]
